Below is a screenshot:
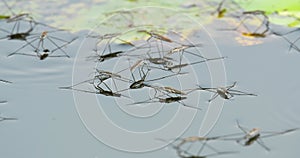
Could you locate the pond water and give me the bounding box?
[0,0,300,158]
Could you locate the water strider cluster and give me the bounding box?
[61,28,230,111]
[0,0,77,60]
[0,0,299,157]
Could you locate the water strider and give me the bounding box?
[158,135,237,158]
[167,44,205,59]
[138,30,173,43]
[128,90,201,110]
[60,79,124,98]
[194,82,257,102]
[0,22,35,41]
[7,31,77,60]
[216,121,299,151]
[218,9,271,38]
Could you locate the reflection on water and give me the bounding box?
[0,0,299,158]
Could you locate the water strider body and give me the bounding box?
[0,25,34,41]
[138,30,173,42]
[195,82,257,102]
[97,51,124,62]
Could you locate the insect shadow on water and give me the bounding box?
[0,78,12,84]
[128,63,151,89]
[0,78,12,103]
[211,0,228,18]
[87,32,143,62]
[273,28,300,53]
[94,69,123,83]
[104,10,135,28]
[7,31,77,60]
[0,19,63,42]
[0,1,35,42]
[193,81,257,102]
[127,92,202,110]
[0,0,60,41]
[137,30,175,57]
[93,68,131,92]
[0,21,35,41]
[216,120,300,151]
[209,0,242,19]
[126,78,202,110]
[218,10,271,38]
[59,69,128,98]
[157,135,238,158]
[0,113,17,122]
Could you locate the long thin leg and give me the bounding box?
[204,141,220,153]
[228,91,257,96]
[226,81,237,89]
[127,99,160,106]
[261,128,299,138]
[7,38,40,56]
[178,101,202,110]
[189,56,226,65]
[60,78,96,92]
[2,0,16,16]
[183,50,208,59]
[289,36,300,52]
[256,138,271,151]
[16,20,21,34]
[208,93,219,102]
[47,35,71,43]
[50,37,77,57]
[145,72,187,82]
[196,141,207,155]
[0,26,10,33]
[128,59,136,82]
[7,53,37,58]
[101,81,113,92]
[200,151,238,158]
[236,120,249,134]
[46,36,69,56]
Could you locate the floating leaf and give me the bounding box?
[234,0,300,27]
[0,15,10,19]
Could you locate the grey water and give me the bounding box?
[0,1,299,158]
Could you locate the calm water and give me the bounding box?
[0,0,299,158]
